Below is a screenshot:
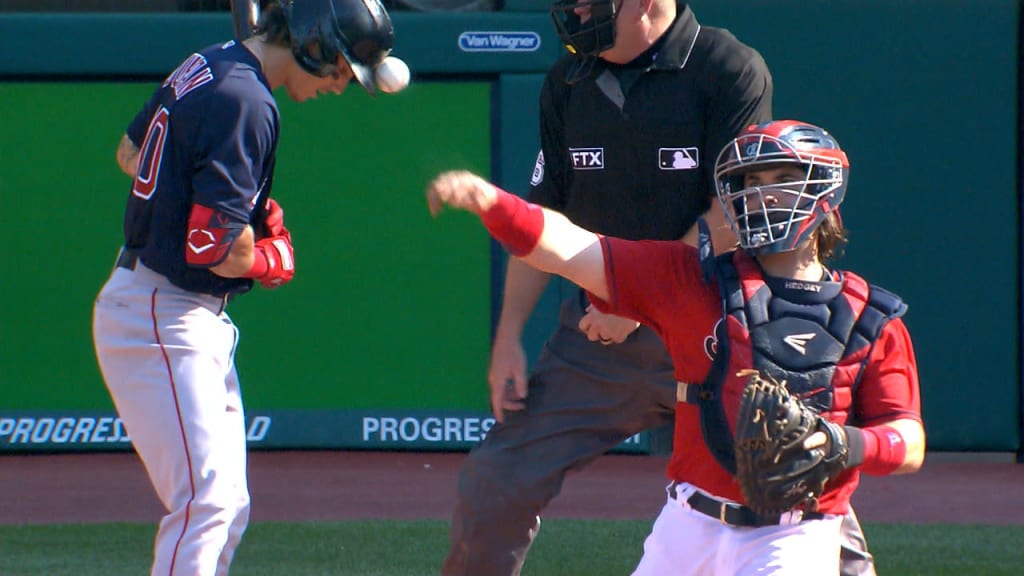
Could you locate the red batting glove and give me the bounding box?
[261,199,292,242]
[245,235,295,288]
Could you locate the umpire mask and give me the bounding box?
[550,0,618,58]
[714,121,849,255]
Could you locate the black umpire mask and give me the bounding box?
[550,0,618,58]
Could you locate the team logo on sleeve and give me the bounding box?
[569,147,604,170]
[530,150,545,186]
[659,147,699,170]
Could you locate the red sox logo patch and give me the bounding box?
[703,318,723,360]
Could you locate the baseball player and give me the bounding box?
[440,1,878,574]
[426,119,926,575]
[91,1,394,574]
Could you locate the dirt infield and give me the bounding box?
[1,450,1021,526]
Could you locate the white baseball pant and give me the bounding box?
[93,258,250,576]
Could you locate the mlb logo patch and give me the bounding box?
[569,147,604,170]
[659,147,699,170]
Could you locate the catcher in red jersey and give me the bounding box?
[426,119,925,576]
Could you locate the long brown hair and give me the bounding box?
[816,211,848,262]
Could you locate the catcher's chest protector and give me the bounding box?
[688,240,906,474]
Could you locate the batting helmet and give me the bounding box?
[281,0,394,95]
[714,120,850,255]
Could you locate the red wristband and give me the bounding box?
[480,188,545,257]
[856,425,907,475]
[242,244,270,279]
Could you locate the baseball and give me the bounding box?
[375,56,410,94]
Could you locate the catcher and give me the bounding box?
[426,119,926,575]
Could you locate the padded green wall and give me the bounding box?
[0,1,1020,452]
[0,81,492,412]
[497,1,1022,452]
[1,83,156,410]
[687,0,1020,451]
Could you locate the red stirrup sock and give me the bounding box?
[480,188,545,257]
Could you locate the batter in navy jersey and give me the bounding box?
[92,1,397,574]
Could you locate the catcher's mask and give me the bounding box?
[550,0,618,58]
[280,0,394,95]
[714,120,849,255]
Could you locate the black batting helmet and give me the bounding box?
[281,0,394,95]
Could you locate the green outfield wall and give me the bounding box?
[0,1,1020,455]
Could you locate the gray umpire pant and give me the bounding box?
[441,295,876,576]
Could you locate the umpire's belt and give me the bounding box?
[669,482,825,527]
[115,248,140,271]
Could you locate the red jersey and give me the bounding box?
[589,237,921,514]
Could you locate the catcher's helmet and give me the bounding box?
[714,120,849,255]
[549,0,618,58]
[281,0,394,95]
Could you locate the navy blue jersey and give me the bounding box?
[529,3,772,241]
[123,40,280,296]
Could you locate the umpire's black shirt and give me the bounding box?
[528,2,773,241]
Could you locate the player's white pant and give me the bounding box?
[93,262,250,576]
[631,482,843,576]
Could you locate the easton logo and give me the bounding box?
[569,147,604,170]
[457,31,541,52]
[658,147,699,170]
[783,333,816,355]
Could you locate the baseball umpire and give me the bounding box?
[441,1,879,574]
[426,118,926,575]
[92,1,396,574]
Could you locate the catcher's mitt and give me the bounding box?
[733,369,849,517]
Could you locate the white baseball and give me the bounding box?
[374,56,410,94]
